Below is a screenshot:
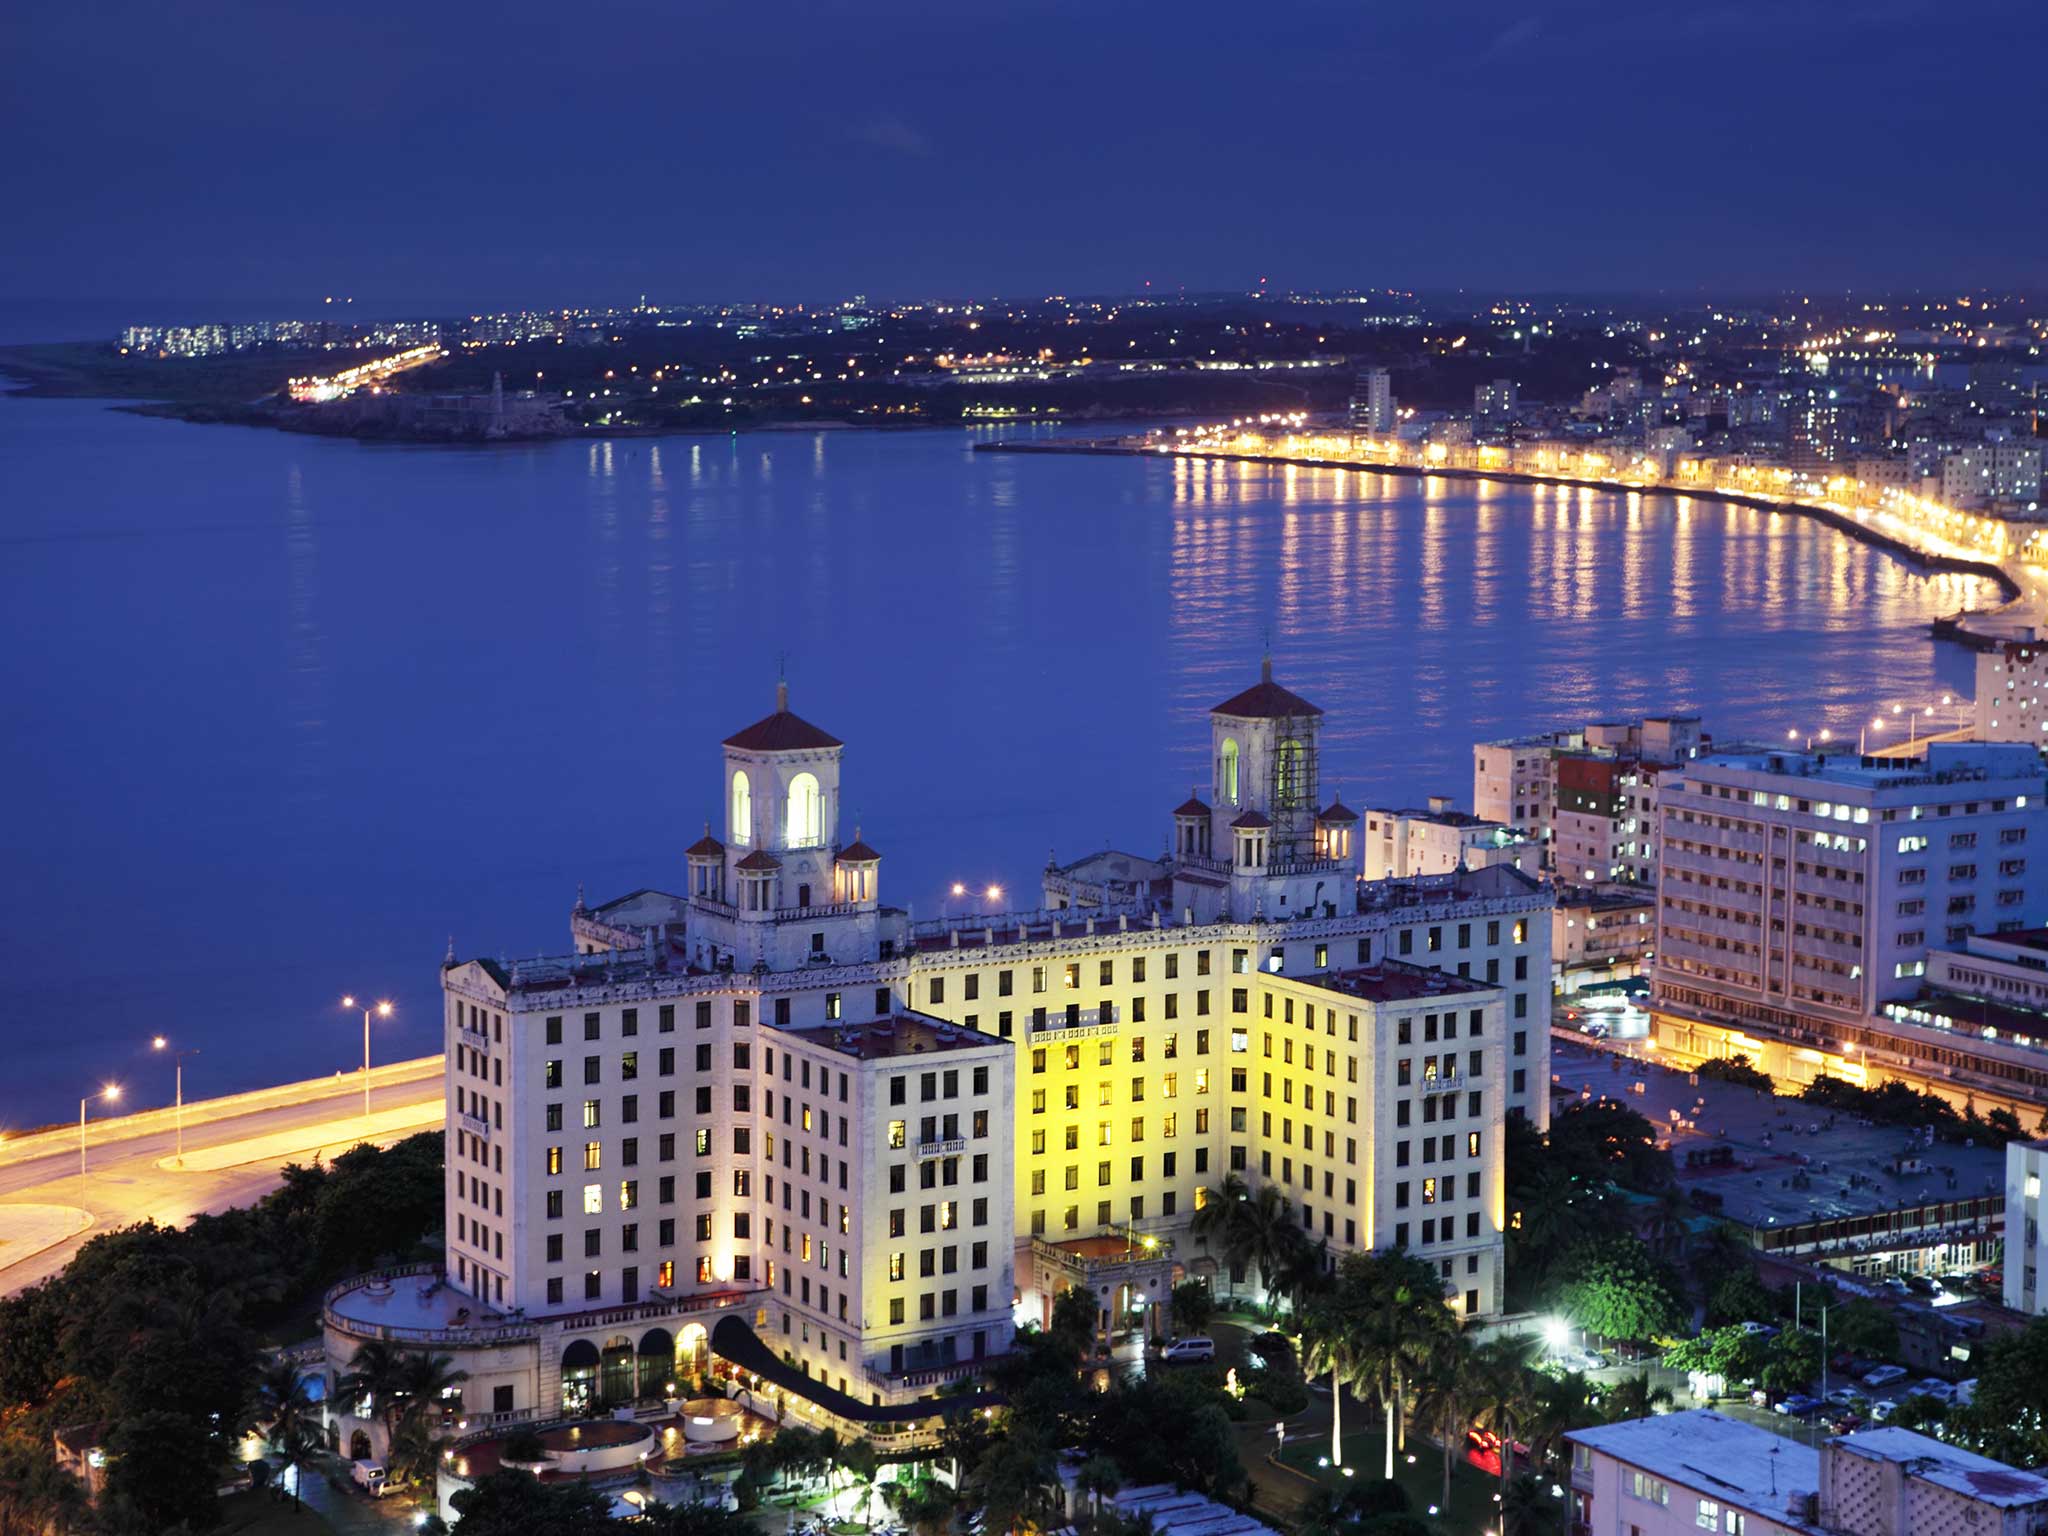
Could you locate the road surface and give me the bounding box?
[0,1060,444,1296]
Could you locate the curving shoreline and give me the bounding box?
[974,438,2024,609]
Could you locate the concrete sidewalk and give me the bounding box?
[0,1203,93,1274]
[157,1101,445,1172]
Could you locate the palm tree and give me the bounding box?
[276,1421,322,1512]
[1500,1470,1562,1536]
[1189,1174,1249,1295]
[392,1350,470,1431]
[1075,1454,1121,1518]
[1299,1286,1370,1469]
[883,1478,957,1536]
[1603,1372,1675,1423]
[342,1338,405,1441]
[1643,1184,1694,1262]
[1472,1336,1542,1506]
[386,1412,448,1497]
[1269,1233,1333,1312]
[1235,1183,1299,1304]
[1527,1371,1601,1473]
[253,1357,315,1451]
[1410,1327,1480,1519]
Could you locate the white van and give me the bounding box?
[1161,1336,1216,1363]
[350,1460,392,1497]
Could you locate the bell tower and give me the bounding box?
[1207,655,1323,865]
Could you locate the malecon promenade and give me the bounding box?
[980,424,2047,642]
[0,1058,444,1295]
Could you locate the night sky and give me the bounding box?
[3,0,2044,316]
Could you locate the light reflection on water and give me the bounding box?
[0,407,1981,1121]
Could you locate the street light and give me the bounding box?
[342,996,394,1120]
[151,1037,200,1165]
[80,1083,120,1200]
[985,884,1002,904]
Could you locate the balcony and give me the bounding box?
[458,1022,490,1053]
[1420,1074,1463,1095]
[915,1138,968,1160]
[459,1110,490,1139]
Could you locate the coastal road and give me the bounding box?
[0,1058,445,1296]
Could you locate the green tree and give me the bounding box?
[1300,1280,1371,1468]
[1602,1372,1674,1422]
[1074,1453,1123,1525]
[1554,1235,1684,1343]
[1704,1265,1777,1328]
[1761,1330,1823,1398]
[448,1467,618,1535]
[253,1356,315,1450]
[1169,1280,1215,1337]
[100,1409,223,1534]
[1828,1299,1899,1361]
[1500,1471,1565,1536]
[1471,1335,1542,1505]
[1953,1317,2048,1464]
[1409,1327,1480,1518]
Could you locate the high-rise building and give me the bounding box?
[1350,367,1394,434]
[1652,742,2048,1090]
[320,671,1552,1461]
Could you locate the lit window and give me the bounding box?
[583,1183,603,1215]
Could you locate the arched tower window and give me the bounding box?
[787,772,822,847]
[1277,739,1307,809]
[1219,738,1240,805]
[731,771,751,845]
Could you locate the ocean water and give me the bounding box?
[0,402,1981,1125]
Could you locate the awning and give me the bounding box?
[708,1314,1002,1424]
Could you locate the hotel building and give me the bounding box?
[322,668,1551,1452]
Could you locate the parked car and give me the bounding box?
[1870,1399,1903,1423]
[1249,1332,1297,1371]
[1775,1395,1824,1417]
[1828,1414,1866,1435]
[1911,1379,1957,1404]
[1954,1379,1978,1408]
[349,1460,392,1497]
[1736,1321,1779,1338]
[1161,1336,1216,1363]
[1862,1365,1908,1388]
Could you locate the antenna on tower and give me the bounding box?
[775,651,789,712]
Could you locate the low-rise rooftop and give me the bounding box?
[791,1013,1002,1060]
[1831,1426,2048,1508]
[1567,1410,1820,1533]
[1311,960,1499,1005]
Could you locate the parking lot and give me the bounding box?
[1550,1038,2008,1236]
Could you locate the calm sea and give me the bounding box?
[0,399,1982,1125]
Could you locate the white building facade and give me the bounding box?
[324,671,1552,1451]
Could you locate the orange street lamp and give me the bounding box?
[343,996,394,1119]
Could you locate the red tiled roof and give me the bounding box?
[735,848,782,872]
[686,833,725,857]
[1231,810,1272,829]
[1212,659,1321,719]
[1317,799,1359,823]
[838,839,882,862]
[723,709,842,752]
[723,684,841,752]
[1174,797,1211,817]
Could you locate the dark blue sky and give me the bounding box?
[4,0,2043,316]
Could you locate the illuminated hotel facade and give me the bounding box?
[323,668,1552,1448]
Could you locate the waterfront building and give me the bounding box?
[1473,715,1704,873]
[322,669,1551,1454]
[1473,378,1519,421]
[1350,367,1394,434]
[1567,1410,2048,1536]
[1650,743,2048,1113]
[1361,798,1538,882]
[1941,442,2043,512]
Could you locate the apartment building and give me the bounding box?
[1362,797,1540,882]
[1567,1411,2048,1536]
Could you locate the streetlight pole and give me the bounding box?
[151,1037,198,1165]
[342,996,393,1121]
[79,1084,120,1202]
